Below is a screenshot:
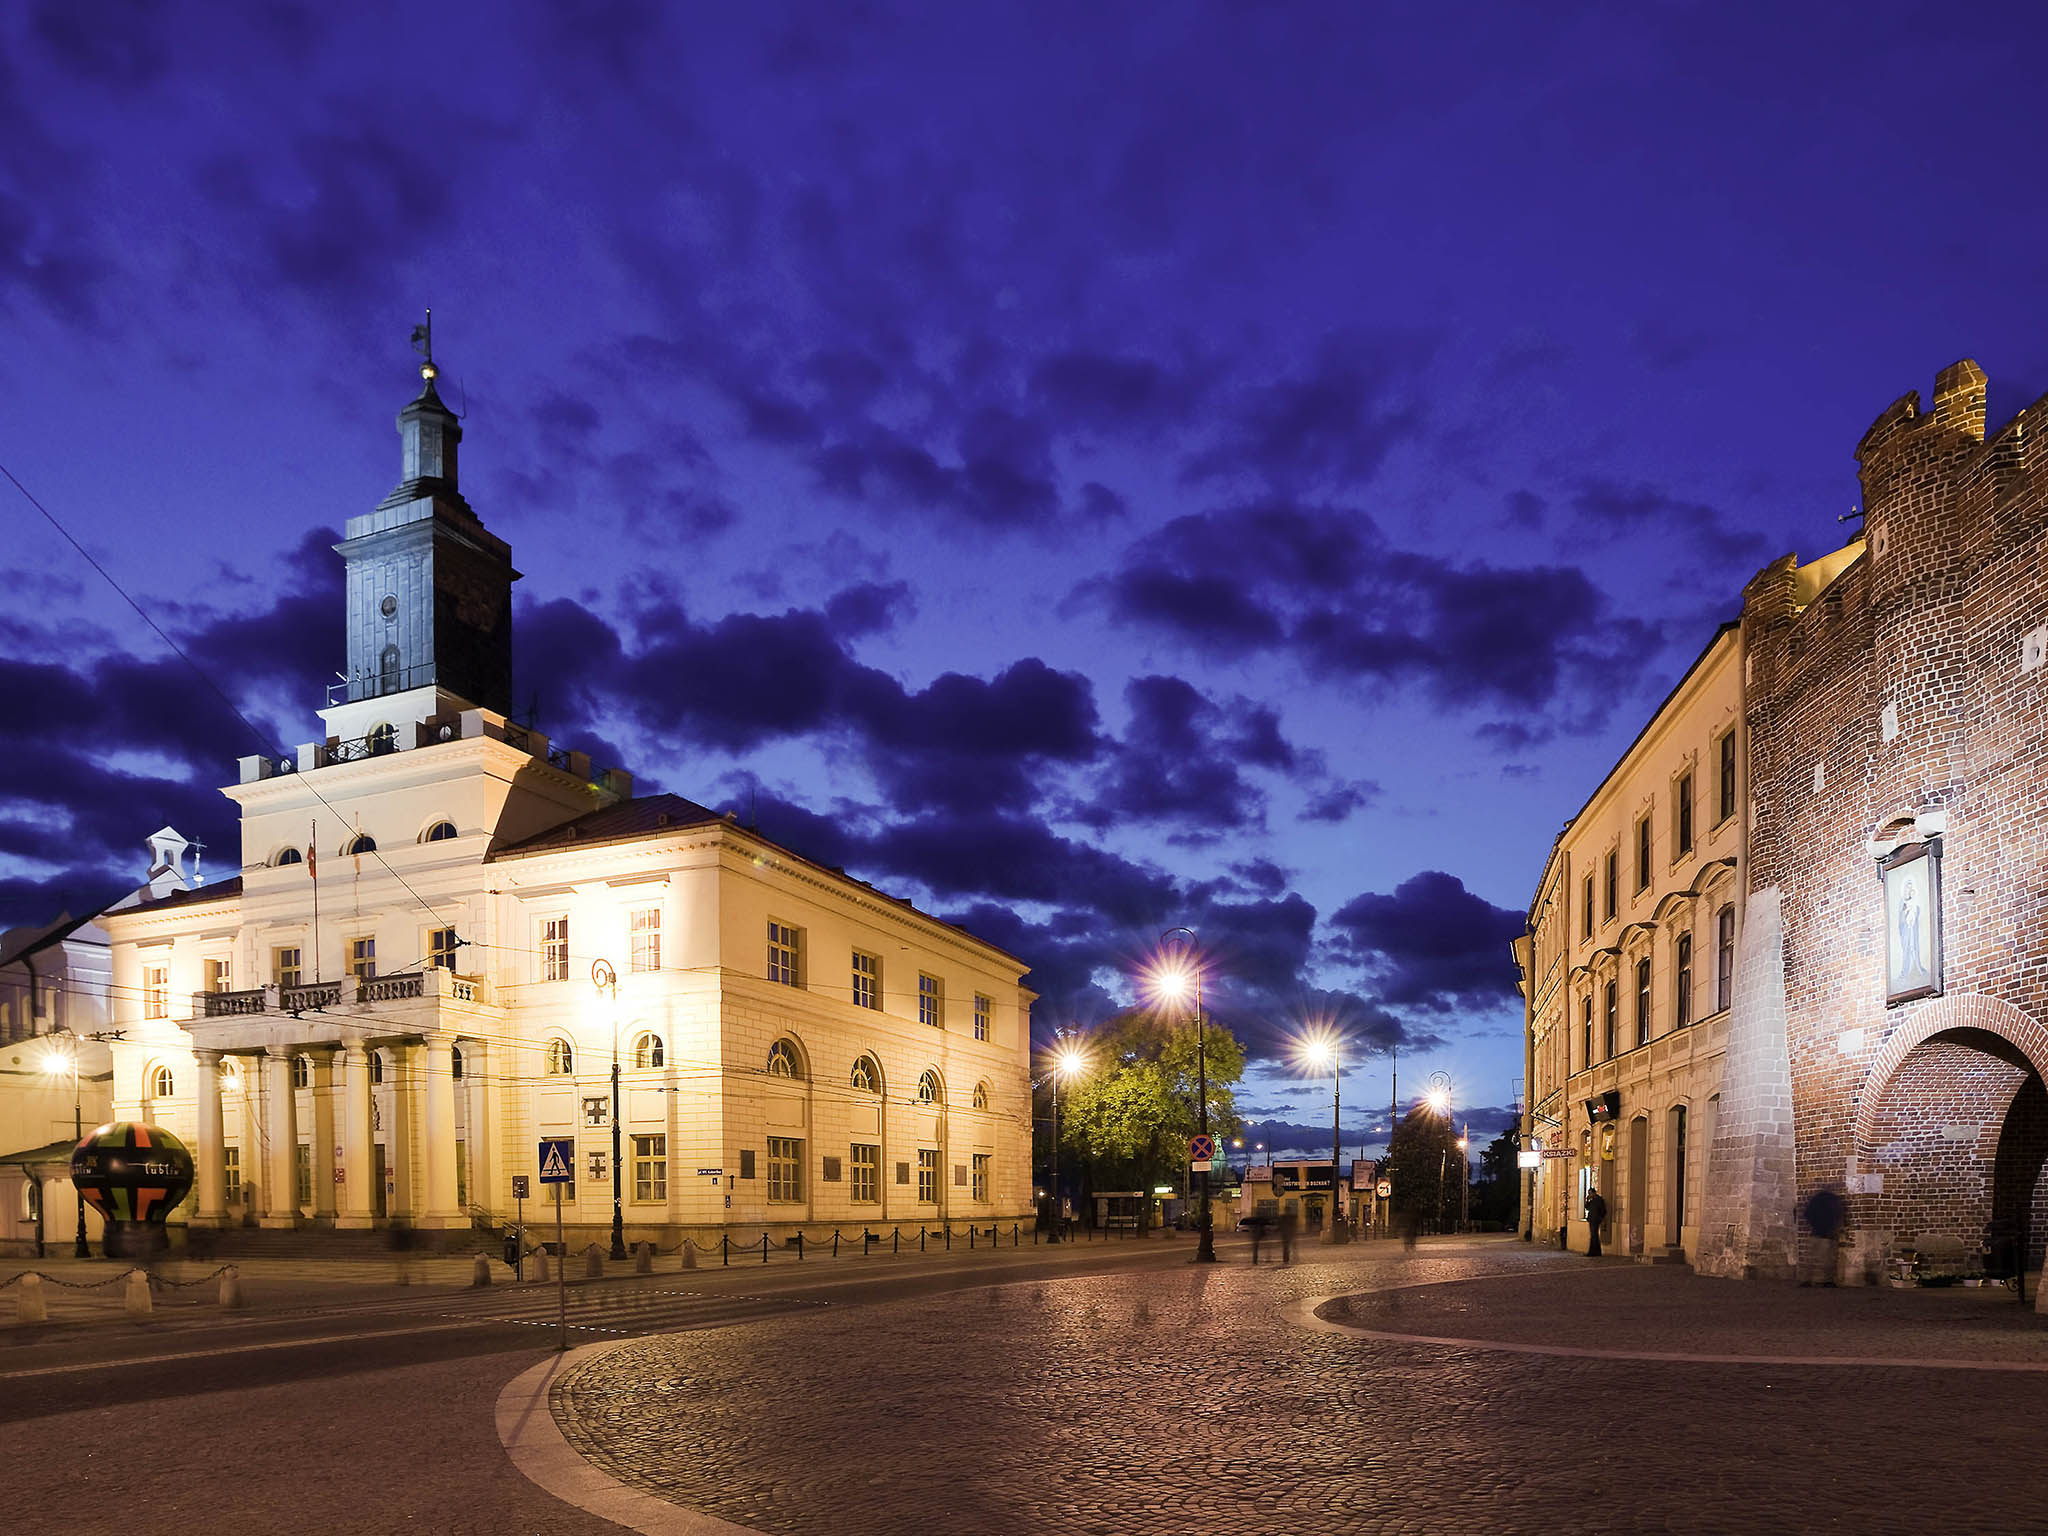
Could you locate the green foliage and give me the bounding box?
[1382,1104,1470,1228]
[1470,1128,1521,1227]
[1056,1009,1244,1192]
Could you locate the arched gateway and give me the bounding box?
[1851,993,2048,1283]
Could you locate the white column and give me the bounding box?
[335,1045,374,1228]
[421,1035,461,1228]
[259,1047,298,1229]
[311,1050,338,1222]
[192,1050,226,1227]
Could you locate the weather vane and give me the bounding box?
[410,308,436,380]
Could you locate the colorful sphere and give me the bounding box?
[71,1122,195,1257]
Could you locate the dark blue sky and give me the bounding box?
[6,1,2047,1156]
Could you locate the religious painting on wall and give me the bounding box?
[1882,840,1942,1005]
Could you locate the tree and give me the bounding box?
[1382,1104,1469,1231]
[1057,1008,1245,1198]
[1470,1128,1521,1228]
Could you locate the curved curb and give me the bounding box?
[495,1344,764,1535]
[1285,1293,2048,1373]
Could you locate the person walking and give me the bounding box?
[1278,1205,1299,1267]
[1583,1188,1608,1258]
[1802,1185,1847,1287]
[1246,1212,1268,1265]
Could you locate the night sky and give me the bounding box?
[7,2,2048,1158]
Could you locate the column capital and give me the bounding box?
[263,1043,297,1060]
[191,1047,222,1066]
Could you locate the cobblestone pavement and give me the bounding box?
[552,1235,2048,1536]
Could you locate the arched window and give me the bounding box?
[369,1050,385,1085]
[367,723,398,756]
[850,1056,879,1093]
[766,1039,800,1078]
[545,1038,574,1076]
[291,1055,310,1089]
[274,846,303,867]
[344,832,376,855]
[972,1082,989,1110]
[634,1032,664,1069]
[451,1046,464,1080]
[424,820,458,842]
[151,1065,174,1100]
[379,644,401,695]
[1675,933,1693,1028]
[917,1070,941,1105]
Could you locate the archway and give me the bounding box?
[1852,994,2048,1278]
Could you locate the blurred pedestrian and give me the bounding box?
[1802,1185,1847,1287]
[1398,1209,1419,1253]
[1583,1188,1608,1257]
[1246,1213,1269,1265]
[1278,1206,1299,1266]
[388,1216,418,1285]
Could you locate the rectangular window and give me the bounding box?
[1717,730,1737,824]
[1581,996,1593,1072]
[1676,934,1694,1028]
[632,1133,667,1202]
[972,1153,991,1203]
[630,906,661,974]
[851,951,879,1010]
[204,957,233,993]
[1603,851,1617,922]
[427,927,458,970]
[1717,906,1736,1012]
[919,972,944,1029]
[973,993,991,1042]
[917,1148,938,1203]
[1604,981,1618,1059]
[1636,816,1651,891]
[143,964,169,1020]
[767,921,801,987]
[1677,772,1695,855]
[223,1146,242,1203]
[767,1137,803,1202]
[348,936,377,983]
[851,1143,879,1203]
[273,946,302,988]
[294,1143,313,1209]
[541,917,570,982]
[1582,876,1594,939]
[1636,957,1652,1047]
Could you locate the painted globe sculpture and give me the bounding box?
[71,1122,195,1258]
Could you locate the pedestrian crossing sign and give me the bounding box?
[538,1136,575,1184]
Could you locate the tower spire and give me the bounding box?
[391,311,460,496]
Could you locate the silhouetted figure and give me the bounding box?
[1803,1185,1846,1287]
[1584,1189,1608,1257]
[1278,1207,1299,1266]
[1246,1214,1270,1265]
[1398,1209,1419,1253]
[387,1217,418,1285]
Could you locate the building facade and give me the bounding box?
[96,352,1036,1247]
[1519,626,1744,1258]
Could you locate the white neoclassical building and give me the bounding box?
[98,349,1036,1246]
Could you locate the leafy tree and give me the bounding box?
[1382,1104,1470,1230]
[1055,1008,1245,1198]
[1470,1128,1521,1228]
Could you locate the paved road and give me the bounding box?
[552,1236,2048,1536]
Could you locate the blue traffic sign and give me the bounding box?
[538,1137,575,1184]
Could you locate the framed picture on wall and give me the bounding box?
[1881,839,1942,1005]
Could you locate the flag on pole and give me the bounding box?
[308,821,316,879]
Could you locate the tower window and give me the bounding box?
[379,645,401,695]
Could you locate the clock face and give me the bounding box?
[381,595,398,619]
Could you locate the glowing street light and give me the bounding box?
[1045,1035,1087,1243]
[41,1031,91,1258]
[1151,928,1215,1264]
[1300,1029,1348,1245]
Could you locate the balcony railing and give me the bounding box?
[280,980,345,1012]
[195,988,267,1018]
[192,970,491,1019]
[359,972,424,1003]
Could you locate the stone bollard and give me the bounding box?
[218,1265,245,1309]
[583,1243,605,1279]
[471,1254,492,1288]
[681,1240,697,1270]
[531,1248,550,1282]
[633,1242,653,1275]
[124,1269,152,1318]
[16,1273,48,1325]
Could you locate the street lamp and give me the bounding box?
[591,959,626,1261]
[1301,1031,1348,1245]
[1045,1037,1086,1243]
[41,1030,92,1257]
[1428,1071,1452,1233]
[1152,928,1215,1264]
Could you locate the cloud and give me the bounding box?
[30,0,170,88]
[1569,479,1769,571]
[1328,871,1525,1013]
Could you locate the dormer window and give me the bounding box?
[344,833,376,855]
[424,821,457,843]
[274,847,303,867]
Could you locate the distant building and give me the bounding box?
[95,343,1035,1247]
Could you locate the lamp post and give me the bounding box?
[1155,928,1215,1264]
[591,959,626,1261]
[1046,1038,1085,1243]
[1427,1072,1452,1234]
[1301,1032,1348,1245]
[42,1030,90,1257]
